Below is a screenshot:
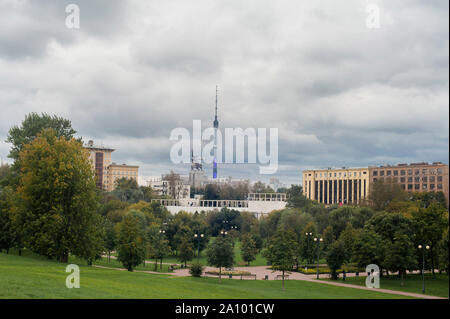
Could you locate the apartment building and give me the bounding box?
[369,162,449,205]
[84,140,139,191]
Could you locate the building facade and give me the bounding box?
[302,167,370,205]
[369,162,449,204]
[147,175,191,199]
[85,140,139,191]
[302,162,449,206]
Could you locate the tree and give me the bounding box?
[0,163,10,186]
[438,229,449,273]
[6,113,77,189]
[326,240,346,280]
[384,232,417,286]
[117,214,146,271]
[112,178,144,203]
[148,231,171,271]
[0,190,16,254]
[17,129,103,263]
[104,219,117,262]
[286,185,313,209]
[329,207,354,239]
[338,223,358,264]
[240,233,257,266]
[369,179,407,211]
[262,229,297,290]
[353,229,386,273]
[178,237,194,267]
[7,113,77,161]
[206,236,234,283]
[411,204,447,276]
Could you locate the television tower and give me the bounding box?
[213,85,219,179]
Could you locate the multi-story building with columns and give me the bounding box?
[302,162,449,206]
[302,167,370,205]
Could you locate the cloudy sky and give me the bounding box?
[0,0,448,186]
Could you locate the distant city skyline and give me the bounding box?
[0,1,448,187]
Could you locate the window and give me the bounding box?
[408,177,413,183]
[415,170,420,175]
[438,184,443,189]
[387,170,391,176]
[401,184,406,190]
[373,171,378,176]
[422,177,428,183]
[408,184,413,190]
[400,177,406,183]
[430,176,435,182]
[430,169,436,174]
[437,168,443,174]
[408,169,412,175]
[373,178,378,182]
[394,170,399,176]
[380,171,385,176]
[437,176,443,182]
[415,184,420,190]
[430,184,435,190]
[400,170,406,176]
[422,184,427,190]
[415,177,420,183]
[422,169,427,174]
[334,173,337,177]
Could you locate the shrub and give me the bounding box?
[189,262,205,277]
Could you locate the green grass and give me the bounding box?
[321,274,449,298]
[0,252,416,299]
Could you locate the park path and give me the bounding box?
[93,263,446,299]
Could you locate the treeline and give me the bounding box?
[192,181,277,200]
[260,183,449,282]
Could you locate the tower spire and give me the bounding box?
[213,85,219,179]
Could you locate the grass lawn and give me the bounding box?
[0,252,415,299]
[321,273,449,298]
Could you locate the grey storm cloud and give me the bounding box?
[0,0,448,186]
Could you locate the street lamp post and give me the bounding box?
[418,244,430,294]
[305,232,313,266]
[314,237,323,279]
[194,233,204,261]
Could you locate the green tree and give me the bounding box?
[117,214,146,271]
[299,222,317,264]
[178,237,194,267]
[286,185,313,209]
[369,179,407,211]
[17,129,103,263]
[411,204,447,275]
[0,190,16,254]
[326,240,346,280]
[438,229,449,273]
[338,223,358,264]
[384,232,417,286]
[240,233,258,266]
[353,229,386,273]
[104,219,117,262]
[262,229,297,290]
[206,236,234,282]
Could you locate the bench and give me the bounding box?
[275,275,289,280]
[240,274,257,280]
